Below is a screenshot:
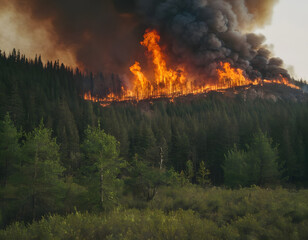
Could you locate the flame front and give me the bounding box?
[217,62,259,87]
[130,29,189,99]
[129,61,152,100]
[83,29,300,105]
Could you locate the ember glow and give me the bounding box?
[83,29,300,105]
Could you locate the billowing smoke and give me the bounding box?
[2,0,288,82]
[141,0,286,81]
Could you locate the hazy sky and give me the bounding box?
[256,0,308,81]
[0,1,76,68]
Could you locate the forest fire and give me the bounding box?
[83,29,300,105]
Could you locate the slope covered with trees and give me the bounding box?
[1,50,308,235]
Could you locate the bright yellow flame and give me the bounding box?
[217,62,259,87]
[83,29,300,105]
[129,61,152,100]
[129,29,189,99]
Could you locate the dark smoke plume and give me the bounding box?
[3,0,288,82]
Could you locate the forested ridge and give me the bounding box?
[1,50,308,239]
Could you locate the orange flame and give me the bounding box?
[217,62,259,88]
[83,29,300,105]
[130,29,189,99]
[129,61,152,100]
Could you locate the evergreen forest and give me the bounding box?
[1,51,308,239]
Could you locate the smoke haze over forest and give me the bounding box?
[0,0,292,82]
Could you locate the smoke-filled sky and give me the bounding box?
[0,0,306,81]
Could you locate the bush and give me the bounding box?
[1,186,308,240]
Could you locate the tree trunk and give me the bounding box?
[3,157,8,187]
[100,168,104,208]
[32,146,38,220]
[159,147,163,170]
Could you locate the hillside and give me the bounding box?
[1,52,308,234]
[109,83,308,109]
[1,51,308,183]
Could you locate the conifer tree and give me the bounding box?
[81,123,122,209]
[21,121,67,220]
[186,160,194,183]
[197,161,211,187]
[0,113,21,187]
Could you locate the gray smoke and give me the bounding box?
[3,0,288,83]
[138,0,286,82]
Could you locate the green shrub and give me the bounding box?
[1,187,308,240]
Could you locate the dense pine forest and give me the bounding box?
[1,51,308,239]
